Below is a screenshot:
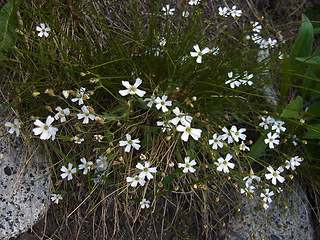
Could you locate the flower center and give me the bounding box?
[273,172,278,177]
[128,140,133,145]
[186,164,190,168]
[223,160,227,165]
[186,127,191,133]
[134,176,139,181]
[130,87,136,92]
[161,101,165,105]
[143,168,148,172]
[44,125,49,130]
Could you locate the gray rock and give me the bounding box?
[0,124,51,239]
[226,185,313,240]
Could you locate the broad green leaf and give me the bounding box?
[296,56,320,67]
[280,15,313,103]
[307,101,320,117]
[304,123,320,139]
[280,96,303,119]
[249,134,267,158]
[0,0,19,60]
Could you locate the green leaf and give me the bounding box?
[0,0,19,60]
[296,56,320,67]
[280,96,303,119]
[280,14,314,102]
[307,101,320,117]
[304,123,320,139]
[249,134,267,158]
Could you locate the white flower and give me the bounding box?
[176,124,202,142]
[60,163,77,181]
[188,0,200,5]
[182,10,190,17]
[170,107,193,126]
[157,120,172,132]
[250,33,263,44]
[285,156,303,170]
[33,116,58,140]
[259,117,269,130]
[241,185,255,196]
[139,154,147,160]
[155,95,172,112]
[272,120,286,133]
[252,22,262,33]
[5,118,20,136]
[239,141,250,151]
[225,72,241,89]
[140,198,150,209]
[278,51,284,60]
[230,126,246,142]
[136,161,157,180]
[240,71,253,86]
[178,157,197,173]
[209,133,224,149]
[54,107,70,122]
[144,95,156,108]
[260,189,274,203]
[78,157,93,175]
[221,126,234,144]
[264,132,280,149]
[96,155,108,171]
[266,116,275,124]
[126,175,146,187]
[210,46,219,56]
[71,87,90,105]
[74,136,84,144]
[62,90,69,98]
[262,202,269,210]
[266,37,277,48]
[162,4,175,16]
[119,78,146,97]
[94,134,104,142]
[159,37,167,47]
[243,171,261,187]
[119,134,141,152]
[36,23,51,37]
[51,194,63,204]
[218,7,230,17]
[77,105,95,124]
[265,166,285,185]
[215,154,235,173]
[190,44,210,63]
[230,6,242,18]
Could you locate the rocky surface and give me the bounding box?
[226,185,314,240]
[0,120,51,239]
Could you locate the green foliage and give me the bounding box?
[0,0,19,60]
[280,96,303,119]
[281,14,313,103]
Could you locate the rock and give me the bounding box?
[226,185,313,240]
[0,121,51,239]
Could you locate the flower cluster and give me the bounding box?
[225,71,253,89]
[126,161,157,187]
[218,6,242,18]
[260,116,286,149]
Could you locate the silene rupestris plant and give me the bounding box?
[1,0,319,238]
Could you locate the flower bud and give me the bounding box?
[45,88,55,96]
[32,91,40,97]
